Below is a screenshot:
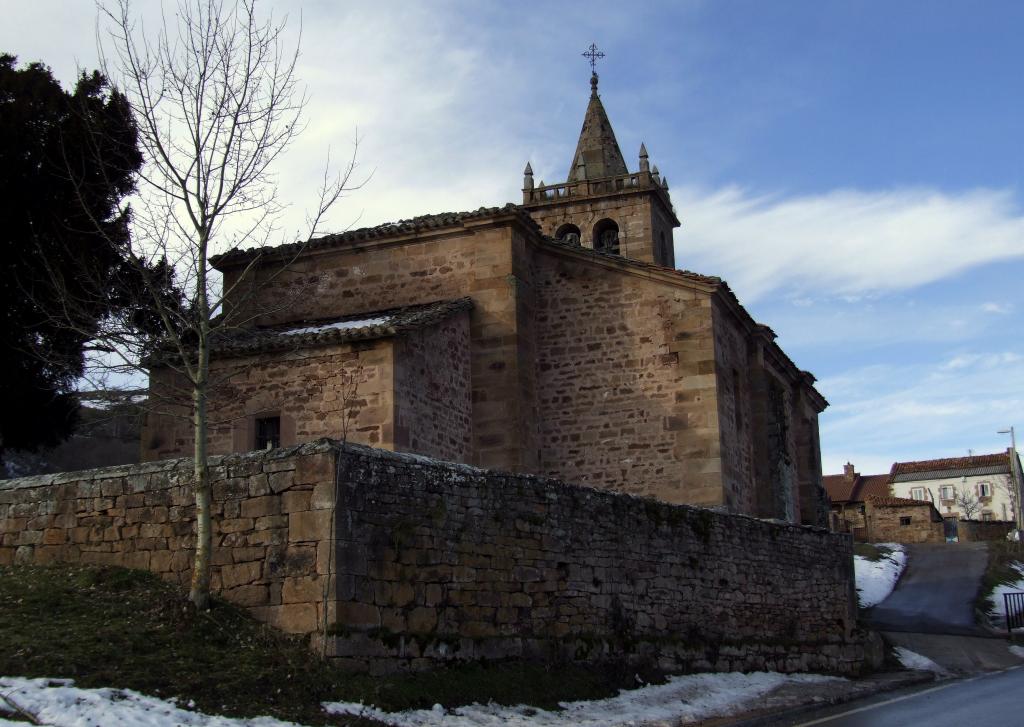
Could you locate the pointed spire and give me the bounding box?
[662,176,669,190]
[651,165,661,184]
[639,143,650,173]
[567,74,628,183]
[523,162,534,190]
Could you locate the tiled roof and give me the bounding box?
[822,475,858,503]
[823,472,890,504]
[210,205,538,267]
[889,452,1010,482]
[540,235,721,287]
[858,474,892,500]
[149,299,473,364]
[867,495,931,507]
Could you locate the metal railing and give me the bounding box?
[1004,591,1024,635]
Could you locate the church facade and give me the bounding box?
[142,72,829,526]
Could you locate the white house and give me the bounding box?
[888,450,1020,524]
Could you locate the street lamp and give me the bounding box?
[998,426,1022,538]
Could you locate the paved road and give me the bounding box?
[868,542,990,636]
[758,665,1024,726]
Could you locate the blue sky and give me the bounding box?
[2,0,1022,474]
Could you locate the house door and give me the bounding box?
[943,517,959,541]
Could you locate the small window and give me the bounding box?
[978,482,992,498]
[981,512,994,522]
[255,416,281,451]
[939,485,955,501]
[899,516,912,526]
[910,487,927,501]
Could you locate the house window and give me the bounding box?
[978,481,992,498]
[910,487,927,501]
[981,512,994,522]
[939,485,955,501]
[255,416,281,451]
[899,516,912,526]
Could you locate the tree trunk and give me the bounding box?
[189,359,211,608]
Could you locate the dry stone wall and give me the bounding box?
[0,443,337,635]
[957,519,1016,542]
[0,440,878,676]
[328,444,876,675]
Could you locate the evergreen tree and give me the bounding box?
[0,54,166,457]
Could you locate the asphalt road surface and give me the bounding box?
[760,665,1024,726]
[868,542,990,636]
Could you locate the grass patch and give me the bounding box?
[0,564,656,723]
[974,541,1024,625]
[853,543,894,562]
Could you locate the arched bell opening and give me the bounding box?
[554,223,581,245]
[593,218,619,255]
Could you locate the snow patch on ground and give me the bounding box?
[854,543,906,608]
[283,316,390,335]
[988,561,1024,631]
[1009,645,1024,659]
[0,677,302,727]
[892,647,945,674]
[324,671,844,727]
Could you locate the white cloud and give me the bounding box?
[981,301,1013,314]
[818,350,1024,473]
[676,186,1024,302]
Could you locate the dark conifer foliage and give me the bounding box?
[0,54,172,457]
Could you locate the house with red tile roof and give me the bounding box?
[888,450,1020,536]
[822,462,891,539]
[826,449,1022,542]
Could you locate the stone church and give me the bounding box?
[143,71,829,526]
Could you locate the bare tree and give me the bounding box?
[82,0,361,608]
[953,485,983,520]
[994,475,1019,523]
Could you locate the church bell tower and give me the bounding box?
[521,49,680,268]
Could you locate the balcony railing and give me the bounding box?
[523,171,669,205]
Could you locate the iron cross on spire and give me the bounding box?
[582,43,605,73]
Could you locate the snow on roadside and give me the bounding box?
[1009,645,1024,659]
[988,561,1024,631]
[854,543,906,608]
[0,677,302,727]
[324,671,844,727]
[892,647,945,674]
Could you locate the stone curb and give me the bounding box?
[714,670,938,727]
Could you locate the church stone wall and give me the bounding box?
[531,247,725,506]
[143,339,395,461]
[0,440,878,677]
[218,220,539,474]
[393,310,473,462]
[710,302,757,515]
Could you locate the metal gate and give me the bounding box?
[943,517,958,541]
[1005,592,1024,635]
